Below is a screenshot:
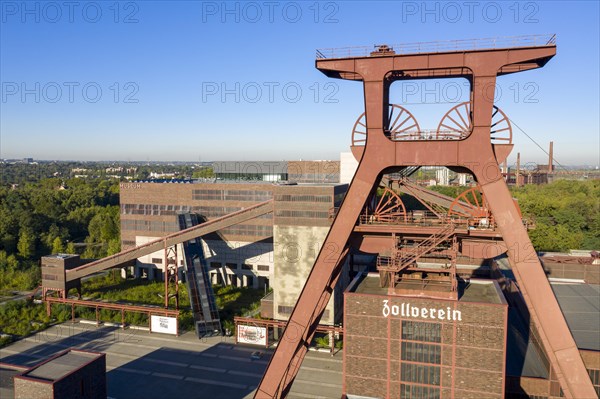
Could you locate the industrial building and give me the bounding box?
[12,349,106,399]
[118,160,349,325]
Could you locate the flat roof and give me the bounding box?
[352,274,503,304]
[44,253,79,260]
[131,179,344,187]
[506,308,549,379]
[552,282,600,351]
[20,350,102,382]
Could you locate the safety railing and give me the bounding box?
[358,211,497,230]
[316,34,556,59]
[387,129,467,141]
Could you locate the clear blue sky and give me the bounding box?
[1,1,598,167]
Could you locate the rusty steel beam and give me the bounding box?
[45,296,180,316]
[255,39,595,398]
[66,200,274,281]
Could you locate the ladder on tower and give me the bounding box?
[178,213,222,337]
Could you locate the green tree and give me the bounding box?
[192,167,215,179]
[51,236,64,253]
[17,231,35,259]
[65,242,77,254]
[528,222,583,252]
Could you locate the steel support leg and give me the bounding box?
[255,165,379,398]
[478,176,596,399]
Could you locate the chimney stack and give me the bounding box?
[516,153,521,187]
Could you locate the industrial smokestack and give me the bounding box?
[548,141,554,173]
[516,153,521,187]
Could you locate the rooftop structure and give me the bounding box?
[13,349,106,399]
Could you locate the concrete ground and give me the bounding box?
[0,322,342,399]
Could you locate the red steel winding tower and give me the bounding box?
[255,35,596,398]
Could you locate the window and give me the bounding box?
[401,342,441,364]
[275,194,332,203]
[241,264,253,270]
[402,321,441,343]
[151,258,163,264]
[221,224,273,237]
[400,384,440,399]
[400,363,440,386]
[275,210,330,219]
[257,265,270,272]
[226,263,237,270]
[210,262,222,268]
[192,189,271,201]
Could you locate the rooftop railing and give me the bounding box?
[316,34,556,59]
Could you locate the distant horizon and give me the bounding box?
[2,156,598,170]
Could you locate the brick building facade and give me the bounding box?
[344,275,508,399]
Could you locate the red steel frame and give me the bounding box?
[255,37,595,398]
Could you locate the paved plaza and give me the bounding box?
[0,322,342,398]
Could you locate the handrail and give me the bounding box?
[316,34,557,59]
[377,223,455,273]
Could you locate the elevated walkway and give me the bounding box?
[64,200,274,282]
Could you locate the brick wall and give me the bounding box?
[343,292,507,398]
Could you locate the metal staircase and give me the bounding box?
[178,213,222,338]
[379,223,455,273]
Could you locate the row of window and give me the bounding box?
[275,210,330,219]
[401,341,441,364]
[121,204,271,219]
[402,320,442,343]
[121,219,271,237]
[287,174,338,183]
[220,224,273,237]
[121,203,193,216]
[399,384,440,399]
[400,363,441,386]
[274,194,333,203]
[209,262,270,272]
[191,189,271,202]
[121,220,179,232]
